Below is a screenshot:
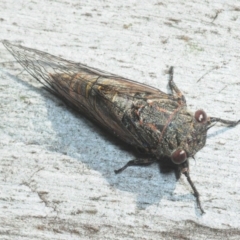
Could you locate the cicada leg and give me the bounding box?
[180,160,205,214]
[114,158,156,174]
[168,66,186,105]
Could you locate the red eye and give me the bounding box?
[171,149,187,164]
[195,110,207,123]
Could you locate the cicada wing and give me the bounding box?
[3,41,169,100]
[2,40,79,93]
[3,41,173,148]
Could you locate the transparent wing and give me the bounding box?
[3,40,173,148]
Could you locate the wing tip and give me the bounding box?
[2,39,12,46]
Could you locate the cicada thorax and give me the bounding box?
[121,99,182,150]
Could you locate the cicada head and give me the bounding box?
[161,109,210,165]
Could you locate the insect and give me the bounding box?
[3,40,239,214]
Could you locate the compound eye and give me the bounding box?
[171,149,187,164]
[195,110,207,123]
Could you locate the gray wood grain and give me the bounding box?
[0,0,240,239]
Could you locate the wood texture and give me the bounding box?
[0,0,240,239]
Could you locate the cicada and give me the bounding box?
[3,40,239,214]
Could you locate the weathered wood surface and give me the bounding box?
[0,0,240,239]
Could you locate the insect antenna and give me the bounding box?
[206,122,216,131]
[209,117,239,127]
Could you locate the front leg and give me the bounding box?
[180,160,205,214]
[114,158,156,174]
[168,66,186,105]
